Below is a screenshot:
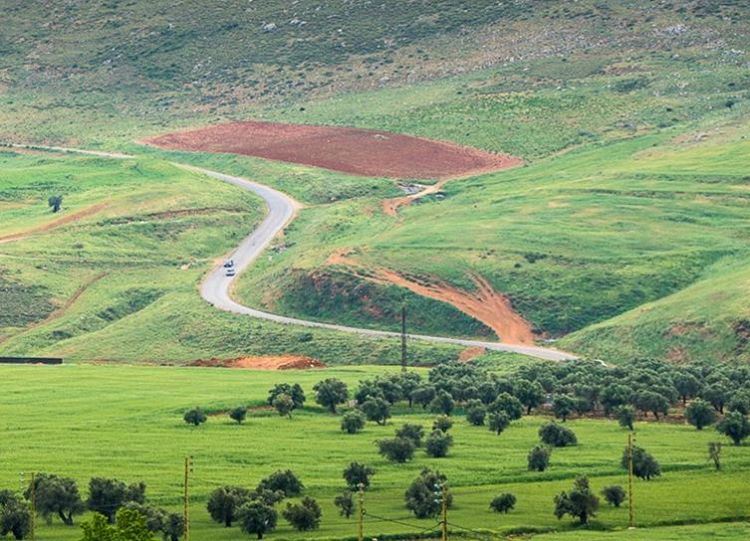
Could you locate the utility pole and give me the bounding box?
[29,472,36,541]
[184,457,193,541]
[440,483,448,541]
[400,303,407,373]
[357,483,365,541]
[627,433,635,529]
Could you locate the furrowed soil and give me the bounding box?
[145,120,521,180]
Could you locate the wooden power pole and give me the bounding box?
[400,303,407,372]
[184,457,193,541]
[440,483,448,541]
[357,483,365,541]
[627,433,635,529]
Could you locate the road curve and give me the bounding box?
[6,143,577,361]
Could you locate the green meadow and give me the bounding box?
[0,363,748,540]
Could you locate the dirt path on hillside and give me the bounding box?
[327,251,535,345]
[383,159,523,216]
[0,203,109,244]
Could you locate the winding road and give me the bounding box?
[8,143,577,361]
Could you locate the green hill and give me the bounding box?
[1,0,749,365]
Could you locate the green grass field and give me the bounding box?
[0,363,748,540]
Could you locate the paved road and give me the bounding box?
[8,143,577,361]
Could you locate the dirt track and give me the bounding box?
[145,120,521,180]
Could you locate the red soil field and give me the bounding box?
[145,120,521,179]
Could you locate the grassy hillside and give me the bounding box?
[0,150,496,365]
[0,363,748,540]
[1,0,749,362]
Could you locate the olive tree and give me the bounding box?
[554,476,599,525]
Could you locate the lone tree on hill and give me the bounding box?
[488,412,510,435]
[686,399,716,430]
[616,405,636,431]
[377,438,415,463]
[528,445,551,472]
[601,485,626,507]
[360,397,391,425]
[0,490,31,540]
[48,195,63,213]
[207,486,253,527]
[343,463,375,490]
[395,424,424,447]
[554,476,599,525]
[238,501,277,539]
[489,493,516,514]
[184,408,207,426]
[340,410,366,434]
[313,378,348,413]
[716,411,750,445]
[404,469,452,519]
[539,422,577,447]
[86,478,146,523]
[334,491,355,518]
[229,407,247,425]
[272,394,295,418]
[622,446,661,480]
[282,497,321,532]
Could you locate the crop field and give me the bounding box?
[0,363,749,541]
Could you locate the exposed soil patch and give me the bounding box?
[0,203,109,244]
[145,120,520,180]
[327,252,535,345]
[458,346,487,362]
[190,355,326,370]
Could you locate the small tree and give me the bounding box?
[313,379,348,413]
[360,397,391,425]
[633,391,670,420]
[528,445,551,472]
[554,476,599,525]
[207,486,252,527]
[24,473,84,525]
[621,446,661,480]
[488,412,510,435]
[432,415,453,433]
[87,478,146,523]
[272,394,295,418]
[489,493,516,514]
[377,438,415,463]
[395,424,424,447]
[616,405,636,430]
[282,497,321,532]
[601,485,626,507]
[238,501,277,539]
[466,401,487,426]
[267,383,305,410]
[183,408,207,427]
[340,410,366,434]
[490,393,524,421]
[429,390,455,415]
[514,379,545,414]
[48,195,63,213]
[425,429,453,458]
[539,422,578,447]
[404,469,452,519]
[256,470,303,497]
[686,399,716,430]
[552,395,577,422]
[716,411,750,445]
[334,491,355,518]
[411,385,437,409]
[229,407,247,425]
[343,463,375,490]
[674,373,701,405]
[708,442,722,471]
[0,491,31,541]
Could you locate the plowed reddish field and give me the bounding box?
[145,120,521,179]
